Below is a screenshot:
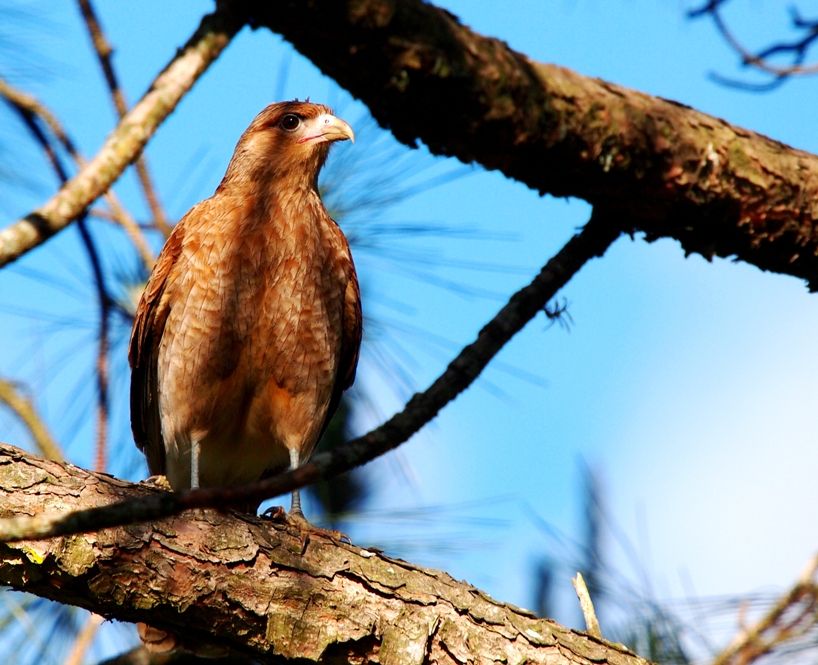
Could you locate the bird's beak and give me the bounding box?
[298,114,355,145]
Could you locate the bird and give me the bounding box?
[128,100,361,518]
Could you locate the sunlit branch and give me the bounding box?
[0,78,155,271]
[0,6,243,268]
[713,553,818,665]
[62,612,104,665]
[76,0,172,237]
[0,379,63,462]
[238,0,818,288]
[0,211,621,542]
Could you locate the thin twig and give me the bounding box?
[0,213,621,542]
[690,0,818,87]
[0,6,243,269]
[572,572,602,638]
[76,0,172,237]
[75,216,111,473]
[0,380,63,462]
[713,553,818,665]
[62,612,104,665]
[10,97,112,473]
[0,78,155,271]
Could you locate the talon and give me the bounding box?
[141,474,172,490]
[261,505,287,521]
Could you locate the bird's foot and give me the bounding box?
[140,474,172,490]
[260,506,351,544]
[260,505,287,521]
[288,512,352,544]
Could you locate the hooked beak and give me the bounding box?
[298,113,355,145]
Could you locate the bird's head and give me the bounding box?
[221,100,354,190]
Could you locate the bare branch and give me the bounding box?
[572,572,602,639]
[0,380,63,462]
[7,85,114,473]
[713,554,818,665]
[76,0,172,236]
[0,445,648,664]
[0,214,620,542]
[0,6,244,268]
[63,613,104,665]
[234,0,818,288]
[0,78,156,271]
[690,1,818,87]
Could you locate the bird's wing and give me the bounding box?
[128,222,186,475]
[338,258,363,393]
[323,242,363,436]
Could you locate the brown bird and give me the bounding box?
[129,100,361,517]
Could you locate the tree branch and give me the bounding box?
[0,5,244,268]
[76,0,172,236]
[0,214,619,543]
[0,444,647,664]
[713,553,818,665]
[7,82,113,474]
[234,0,818,289]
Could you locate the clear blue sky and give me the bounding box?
[1,1,817,660]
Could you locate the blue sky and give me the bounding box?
[2,1,817,660]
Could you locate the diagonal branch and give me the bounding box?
[713,553,818,665]
[233,0,818,289]
[76,0,172,236]
[0,5,244,269]
[0,213,620,542]
[9,89,113,474]
[0,78,156,271]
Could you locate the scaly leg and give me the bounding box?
[190,439,201,489]
[288,447,303,516]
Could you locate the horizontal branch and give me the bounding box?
[0,444,647,664]
[0,215,619,543]
[238,0,818,288]
[0,5,244,268]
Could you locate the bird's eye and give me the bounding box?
[279,114,301,131]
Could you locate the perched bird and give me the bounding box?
[129,100,361,517]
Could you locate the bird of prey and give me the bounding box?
[129,100,361,517]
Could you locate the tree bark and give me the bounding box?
[235,0,818,289]
[0,444,647,664]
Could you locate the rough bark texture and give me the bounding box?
[234,0,818,288]
[0,444,648,664]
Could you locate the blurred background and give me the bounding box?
[1,1,817,662]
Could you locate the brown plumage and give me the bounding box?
[129,101,361,516]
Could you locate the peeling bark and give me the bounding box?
[0,444,648,664]
[235,0,818,288]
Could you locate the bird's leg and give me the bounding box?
[288,447,304,517]
[190,439,201,489]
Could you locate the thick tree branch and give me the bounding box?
[234,0,818,288]
[0,215,619,543]
[0,5,243,268]
[0,444,647,664]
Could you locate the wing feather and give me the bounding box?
[320,234,362,441]
[128,224,185,475]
